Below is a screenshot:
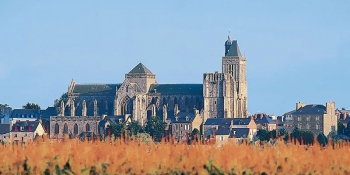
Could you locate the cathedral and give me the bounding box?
[50,35,248,138]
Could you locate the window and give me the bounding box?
[316,116,320,121]
[55,123,59,134]
[297,116,301,121]
[214,101,217,105]
[306,116,310,121]
[14,134,18,138]
[306,124,310,129]
[86,123,90,132]
[316,124,319,130]
[180,130,182,135]
[74,124,79,135]
[298,123,302,129]
[175,124,178,130]
[63,123,68,134]
[220,136,224,141]
[180,124,182,128]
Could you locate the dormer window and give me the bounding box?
[185,116,189,121]
[175,116,179,121]
[119,119,122,123]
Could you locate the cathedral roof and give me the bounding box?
[148,84,202,94]
[72,84,121,94]
[226,40,242,57]
[128,63,153,74]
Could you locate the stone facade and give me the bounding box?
[50,116,100,139]
[291,102,337,136]
[203,36,248,119]
[51,35,249,132]
[10,121,45,143]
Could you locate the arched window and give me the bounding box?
[63,123,68,134]
[86,123,90,132]
[54,123,59,134]
[74,124,78,135]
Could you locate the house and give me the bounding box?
[291,102,337,136]
[0,123,11,142]
[252,113,277,131]
[214,117,257,145]
[203,118,223,138]
[276,116,294,133]
[98,114,131,136]
[170,109,202,141]
[10,109,40,124]
[11,121,45,143]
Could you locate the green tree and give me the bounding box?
[317,133,328,146]
[22,102,41,110]
[145,116,166,140]
[190,128,200,142]
[303,131,314,145]
[127,121,144,136]
[58,92,69,104]
[269,129,277,139]
[338,121,345,135]
[291,127,302,144]
[345,122,350,137]
[110,123,126,139]
[256,129,270,142]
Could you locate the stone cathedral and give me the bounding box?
[50,35,248,138]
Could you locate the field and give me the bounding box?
[1,137,350,175]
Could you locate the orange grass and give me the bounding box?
[1,137,350,174]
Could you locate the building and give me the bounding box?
[50,116,100,139]
[0,105,12,124]
[9,109,40,124]
[252,113,277,131]
[291,102,337,136]
[170,109,202,141]
[10,121,45,143]
[203,35,248,119]
[215,117,257,145]
[50,35,249,136]
[0,124,11,142]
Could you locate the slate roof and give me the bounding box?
[292,105,326,115]
[170,112,196,123]
[11,121,40,132]
[0,124,10,134]
[229,128,250,138]
[254,115,275,124]
[204,118,223,125]
[99,116,126,126]
[11,109,40,118]
[128,63,153,74]
[148,84,203,94]
[226,40,242,57]
[72,84,121,94]
[215,128,230,135]
[41,107,58,119]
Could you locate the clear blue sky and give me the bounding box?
[1,1,349,116]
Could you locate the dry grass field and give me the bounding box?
[1,137,350,174]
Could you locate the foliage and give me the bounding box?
[344,122,350,137]
[127,121,144,136]
[256,129,270,141]
[58,92,69,104]
[290,127,314,145]
[1,136,350,174]
[145,116,166,140]
[110,123,126,139]
[22,102,41,110]
[338,121,345,135]
[317,133,328,146]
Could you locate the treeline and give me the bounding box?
[107,116,166,141]
[256,128,328,146]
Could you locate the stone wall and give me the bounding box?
[49,116,101,139]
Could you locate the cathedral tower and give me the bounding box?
[203,34,248,119]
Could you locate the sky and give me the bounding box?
[1,1,350,116]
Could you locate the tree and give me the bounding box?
[127,121,144,137]
[269,130,277,139]
[344,122,350,137]
[145,116,166,140]
[22,102,41,110]
[58,92,69,104]
[317,133,328,146]
[190,128,200,142]
[338,121,346,135]
[256,129,270,142]
[110,123,126,139]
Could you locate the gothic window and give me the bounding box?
[54,123,59,134]
[74,124,78,135]
[174,97,178,105]
[126,86,129,92]
[86,123,90,132]
[185,97,189,106]
[63,123,68,134]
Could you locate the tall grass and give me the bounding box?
[1,136,350,174]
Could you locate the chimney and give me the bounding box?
[9,120,13,131]
[326,102,335,115]
[174,104,179,115]
[296,102,306,110]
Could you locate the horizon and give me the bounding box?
[1,1,350,116]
